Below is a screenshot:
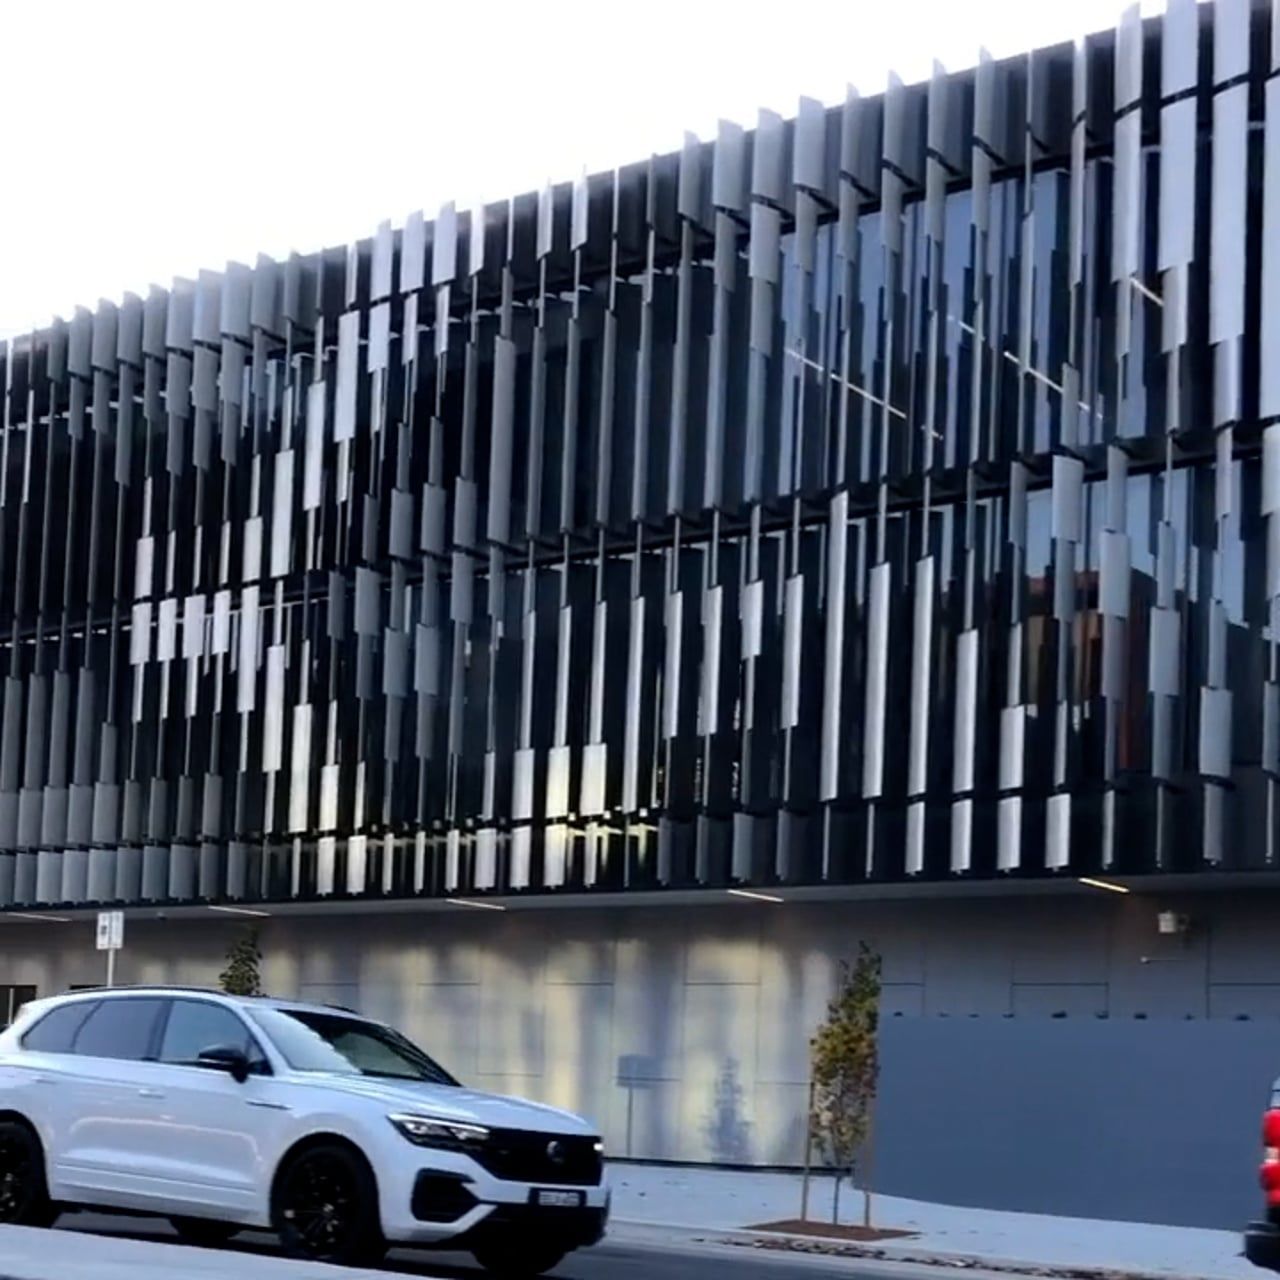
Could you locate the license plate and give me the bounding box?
[534,1189,585,1208]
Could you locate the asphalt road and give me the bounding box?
[56,1213,972,1280]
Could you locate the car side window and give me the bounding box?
[159,1000,263,1070]
[21,1002,98,1054]
[71,998,165,1061]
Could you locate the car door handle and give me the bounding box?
[137,1088,165,1100]
[246,1100,290,1112]
[32,1075,55,1086]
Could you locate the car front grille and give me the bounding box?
[473,1129,603,1186]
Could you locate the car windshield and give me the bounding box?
[251,1008,458,1086]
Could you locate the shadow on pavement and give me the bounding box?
[58,1219,551,1278]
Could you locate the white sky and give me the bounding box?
[0,0,1168,340]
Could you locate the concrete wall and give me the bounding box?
[0,890,1277,1228]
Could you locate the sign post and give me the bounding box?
[95,911,124,987]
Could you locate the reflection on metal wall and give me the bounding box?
[0,0,1277,910]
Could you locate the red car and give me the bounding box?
[1247,1106,1280,1270]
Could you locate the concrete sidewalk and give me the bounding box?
[607,1163,1258,1280]
[0,1225,393,1280]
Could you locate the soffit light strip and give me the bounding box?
[1078,876,1130,895]
[726,888,785,904]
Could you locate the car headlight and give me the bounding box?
[388,1113,491,1149]
[593,1140,604,1155]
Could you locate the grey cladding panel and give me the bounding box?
[401,211,426,294]
[534,186,554,261]
[571,175,589,250]
[1159,98,1196,272]
[1051,455,1083,542]
[1199,686,1233,779]
[1262,82,1280,417]
[90,303,117,371]
[1216,0,1251,81]
[372,221,394,300]
[0,6,1273,910]
[953,630,978,794]
[1100,531,1130,619]
[752,109,786,203]
[712,120,746,213]
[367,302,390,373]
[487,337,516,545]
[1116,5,1143,108]
[117,295,143,365]
[748,205,781,284]
[433,203,458,286]
[468,203,487,276]
[249,255,279,332]
[1163,0,1198,93]
[304,382,325,510]
[793,96,826,194]
[1211,83,1248,345]
[335,311,359,441]
[862,562,890,799]
[354,568,380,637]
[193,271,222,345]
[677,133,703,223]
[220,262,252,339]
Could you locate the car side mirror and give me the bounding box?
[197,1044,251,1084]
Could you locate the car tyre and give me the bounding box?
[271,1140,385,1267]
[471,1243,568,1276]
[0,1121,56,1228]
[169,1216,241,1247]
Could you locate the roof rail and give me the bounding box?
[60,984,268,998]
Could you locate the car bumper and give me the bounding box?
[378,1150,610,1247]
[1246,1221,1280,1271]
[444,1200,608,1252]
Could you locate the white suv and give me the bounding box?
[0,987,608,1275]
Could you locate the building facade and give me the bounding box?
[0,0,1278,1228]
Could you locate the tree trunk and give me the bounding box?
[800,1081,814,1222]
[863,1091,877,1229]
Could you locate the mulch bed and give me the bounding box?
[747,1218,916,1243]
[709,1231,1180,1280]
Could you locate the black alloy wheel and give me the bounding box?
[169,1216,241,1247]
[272,1141,384,1266]
[0,1121,55,1227]
[471,1243,568,1277]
